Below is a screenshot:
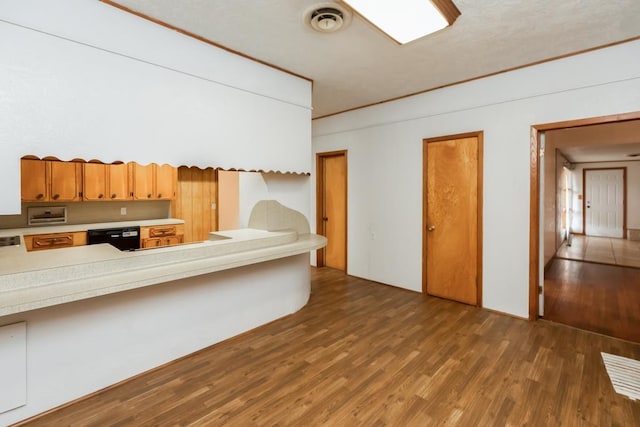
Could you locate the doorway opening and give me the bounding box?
[530,112,640,342]
[316,151,347,271]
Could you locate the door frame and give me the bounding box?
[582,167,627,237]
[529,111,640,319]
[316,150,348,268]
[422,131,484,306]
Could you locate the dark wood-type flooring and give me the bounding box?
[18,268,640,426]
[544,258,640,343]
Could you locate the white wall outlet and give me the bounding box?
[120,207,127,216]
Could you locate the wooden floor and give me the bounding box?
[544,258,640,343]
[18,268,640,426]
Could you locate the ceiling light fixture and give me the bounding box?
[305,4,352,34]
[342,0,460,44]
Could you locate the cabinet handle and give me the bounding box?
[158,193,162,198]
[147,194,152,198]
[98,194,104,199]
[36,193,44,200]
[111,194,116,199]
[52,194,60,200]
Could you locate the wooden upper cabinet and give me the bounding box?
[83,163,108,201]
[49,161,82,201]
[83,163,129,201]
[108,163,129,200]
[155,164,176,200]
[130,162,176,200]
[130,162,155,200]
[21,159,81,202]
[21,158,173,203]
[21,159,48,201]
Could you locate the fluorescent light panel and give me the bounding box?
[344,0,449,44]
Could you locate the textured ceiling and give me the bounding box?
[107,0,640,118]
[562,142,640,163]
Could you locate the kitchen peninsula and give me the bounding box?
[0,201,325,425]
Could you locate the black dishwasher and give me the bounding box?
[87,226,140,251]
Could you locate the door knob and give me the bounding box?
[428,225,436,231]
[323,217,328,221]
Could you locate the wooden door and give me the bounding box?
[584,168,625,238]
[83,163,108,201]
[424,134,482,306]
[317,151,347,271]
[107,163,129,200]
[20,159,48,201]
[130,162,154,200]
[155,164,176,200]
[49,161,81,201]
[172,167,218,243]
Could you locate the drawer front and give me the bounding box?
[25,232,86,251]
[149,226,177,238]
[33,235,73,249]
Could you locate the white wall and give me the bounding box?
[0,0,312,214]
[312,40,640,318]
[239,172,311,228]
[0,254,310,426]
[571,161,640,234]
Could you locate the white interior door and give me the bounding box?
[585,169,624,238]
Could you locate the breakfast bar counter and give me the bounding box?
[0,201,326,426]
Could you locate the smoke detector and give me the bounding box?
[305,3,351,33]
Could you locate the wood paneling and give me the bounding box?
[423,133,482,306]
[17,268,640,426]
[172,167,218,243]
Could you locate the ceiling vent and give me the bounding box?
[305,3,351,33]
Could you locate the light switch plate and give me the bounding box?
[120,207,127,215]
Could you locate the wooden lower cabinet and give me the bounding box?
[24,231,87,252]
[140,224,184,249]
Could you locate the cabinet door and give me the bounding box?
[165,235,183,246]
[49,161,81,201]
[107,163,129,200]
[131,163,154,200]
[155,164,176,200]
[141,238,162,248]
[20,159,48,201]
[83,163,108,201]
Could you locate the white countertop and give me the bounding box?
[0,218,184,238]
[0,227,326,317]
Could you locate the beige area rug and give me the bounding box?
[602,352,640,401]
